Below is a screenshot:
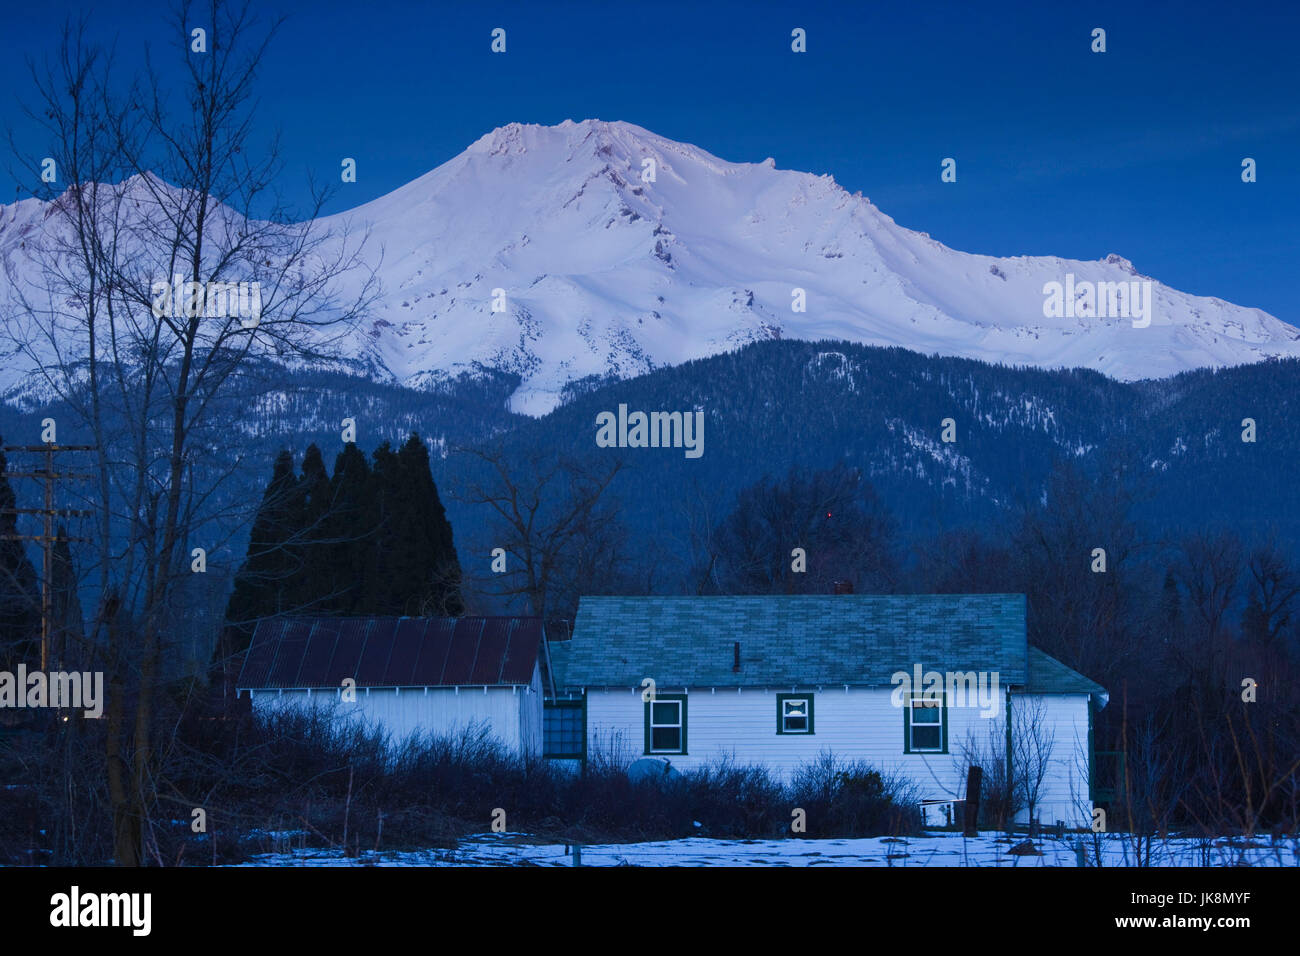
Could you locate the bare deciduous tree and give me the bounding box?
[714,462,897,595]
[1241,537,1300,646]
[4,2,377,865]
[1011,695,1056,835]
[454,442,628,621]
[1116,711,1187,866]
[674,477,727,596]
[1011,458,1147,693]
[956,720,1020,832]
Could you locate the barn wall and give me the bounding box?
[248,686,527,752]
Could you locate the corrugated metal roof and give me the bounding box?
[236,616,543,689]
[552,594,1029,689]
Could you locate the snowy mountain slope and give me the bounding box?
[315,119,1300,413]
[3,119,1298,415]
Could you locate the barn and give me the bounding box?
[236,616,550,754]
[547,594,1109,828]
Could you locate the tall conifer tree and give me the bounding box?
[396,433,464,616]
[289,444,332,612]
[325,442,377,614]
[367,435,465,615]
[220,450,300,661]
[369,440,403,613]
[221,435,465,670]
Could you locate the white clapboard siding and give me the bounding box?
[518,665,544,756]
[1011,692,1092,828]
[248,659,542,754]
[586,686,1096,827]
[585,686,1008,803]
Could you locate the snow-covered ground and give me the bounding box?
[232,831,1300,867]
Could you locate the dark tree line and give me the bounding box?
[218,433,464,675]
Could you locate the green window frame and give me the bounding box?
[543,697,586,760]
[644,693,687,755]
[903,692,948,754]
[776,693,814,734]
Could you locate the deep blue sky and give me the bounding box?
[4,0,1297,325]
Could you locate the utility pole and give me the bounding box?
[0,443,96,670]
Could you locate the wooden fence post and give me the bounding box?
[963,765,983,837]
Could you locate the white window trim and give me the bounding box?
[649,699,684,754]
[781,697,811,734]
[908,694,946,753]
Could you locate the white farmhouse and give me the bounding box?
[237,616,548,754]
[546,594,1109,828]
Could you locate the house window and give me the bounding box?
[776,693,814,734]
[544,699,584,759]
[904,693,947,753]
[644,694,687,754]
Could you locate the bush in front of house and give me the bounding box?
[129,709,925,863]
[788,750,923,838]
[674,756,789,838]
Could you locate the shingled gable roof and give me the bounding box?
[551,594,1028,689]
[236,616,543,690]
[1025,647,1109,703]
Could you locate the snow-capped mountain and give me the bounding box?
[321,119,1300,413]
[4,119,1299,415]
